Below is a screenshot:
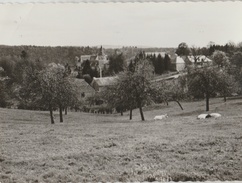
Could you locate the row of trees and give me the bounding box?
[1,42,241,122]
[176,42,242,112]
[19,63,80,124]
[0,51,80,123]
[187,65,236,111]
[176,41,242,57]
[99,47,240,120]
[30,64,78,123]
[99,51,185,121]
[146,53,171,74]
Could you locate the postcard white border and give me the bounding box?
[1,0,242,4]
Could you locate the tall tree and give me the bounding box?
[18,59,45,109]
[155,54,164,74]
[82,60,93,77]
[212,50,229,68]
[176,42,191,56]
[151,76,187,110]
[190,46,200,65]
[164,54,171,71]
[108,52,125,74]
[38,65,60,123]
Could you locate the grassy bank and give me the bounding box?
[0,98,242,182]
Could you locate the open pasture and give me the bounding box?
[0,98,242,182]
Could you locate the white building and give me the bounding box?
[175,56,186,71]
[174,55,212,71]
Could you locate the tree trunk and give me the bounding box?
[120,109,123,116]
[138,104,145,121]
[176,100,184,110]
[206,93,210,111]
[59,104,63,122]
[223,93,227,102]
[65,107,67,115]
[165,100,169,106]
[49,104,54,124]
[129,108,132,120]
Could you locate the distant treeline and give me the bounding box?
[0,45,99,65]
[0,45,176,65]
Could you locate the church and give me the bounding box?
[75,46,109,78]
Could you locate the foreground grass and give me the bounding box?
[0,98,242,182]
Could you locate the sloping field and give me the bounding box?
[0,98,242,182]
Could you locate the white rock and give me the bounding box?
[154,114,168,120]
[197,114,211,119]
[210,113,221,118]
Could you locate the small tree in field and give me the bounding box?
[55,76,79,122]
[165,77,187,110]
[38,65,59,124]
[38,64,79,123]
[102,80,132,117]
[217,71,236,102]
[103,59,154,121]
[151,76,187,110]
[187,65,235,111]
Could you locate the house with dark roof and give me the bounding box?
[90,76,118,92]
[73,78,96,99]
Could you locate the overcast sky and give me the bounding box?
[0,2,242,48]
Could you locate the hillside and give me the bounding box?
[0,45,100,66]
[0,97,241,182]
[0,45,176,66]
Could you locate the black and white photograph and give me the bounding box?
[0,0,242,182]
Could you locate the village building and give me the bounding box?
[187,55,212,65]
[90,76,118,92]
[73,78,96,99]
[75,46,109,78]
[175,56,186,72]
[173,55,212,72]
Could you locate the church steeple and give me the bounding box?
[98,46,105,56]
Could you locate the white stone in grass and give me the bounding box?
[154,114,168,120]
[197,114,211,119]
[210,113,221,118]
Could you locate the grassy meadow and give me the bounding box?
[0,97,242,182]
